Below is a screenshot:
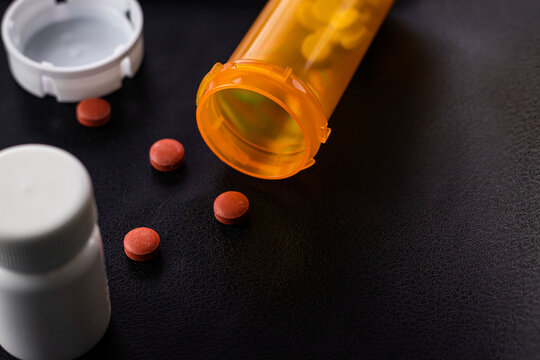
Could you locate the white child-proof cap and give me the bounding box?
[0,144,97,273]
[1,0,144,102]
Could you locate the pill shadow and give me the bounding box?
[125,251,165,280]
[149,164,189,187]
[214,216,252,242]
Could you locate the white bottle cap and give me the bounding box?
[0,145,97,273]
[1,0,144,102]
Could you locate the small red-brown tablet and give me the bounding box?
[213,191,249,225]
[149,138,185,172]
[123,227,160,261]
[76,98,111,127]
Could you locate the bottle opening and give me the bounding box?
[197,88,309,179]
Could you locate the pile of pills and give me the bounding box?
[76,98,250,262]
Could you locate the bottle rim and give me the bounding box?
[196,60,330,180]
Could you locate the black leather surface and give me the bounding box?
[1,0,539,359]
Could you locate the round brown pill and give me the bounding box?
[76,98,111,127]
[149,138,185,172]
[213,191,249,225]
[123,227,160,262]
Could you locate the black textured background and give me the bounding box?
[1,0,540,359]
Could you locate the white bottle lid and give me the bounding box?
[1,0,144,102]
[0,144,97,273]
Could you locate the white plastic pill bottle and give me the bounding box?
[0,144,111,360]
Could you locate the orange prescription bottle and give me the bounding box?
[196,0,394,179]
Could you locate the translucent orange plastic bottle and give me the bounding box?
[196,0,394,179]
